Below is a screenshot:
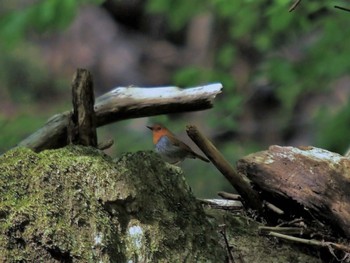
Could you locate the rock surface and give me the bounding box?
[0,146,326,262]
[0,146,224,262]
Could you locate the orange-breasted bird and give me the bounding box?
[147,124,210,164]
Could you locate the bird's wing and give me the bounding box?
[168,134,210,162]
[167,134,193,151]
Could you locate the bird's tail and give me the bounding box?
[192,152,210,163]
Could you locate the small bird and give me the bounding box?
[147,123,210,164]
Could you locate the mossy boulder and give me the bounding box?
[0,146,225,262]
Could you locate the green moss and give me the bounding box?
[0,146,123,262]
[0,146,225,262]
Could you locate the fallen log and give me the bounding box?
[17,83,222,152]
[237,145,350,238]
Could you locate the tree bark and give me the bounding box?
[237,145,350,238]
[68,69,97,147]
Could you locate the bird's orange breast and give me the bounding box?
[153,130,169,144]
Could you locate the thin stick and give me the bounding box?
[218,191,241,200]
[334,5,350,12]
[289,0,301,12]
[264,201,284,215]
[219,225,235,263]
[258,226,305,236]
[268,232,350,253]
[277,218,303,227]
[186,125,263,212]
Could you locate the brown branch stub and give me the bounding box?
[289,0,301,12]
[217,191,241,201]
[97,139,114,151]
[186,124,263,212]
[69,68,97,147]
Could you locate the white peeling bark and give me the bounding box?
[17,84,223,152]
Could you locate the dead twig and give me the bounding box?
[277,217,304,227]
[264,201,284,215]
[218,191,241,201]
[186,125,263,212]
[289,0,301,12]
[258,226,306,236]
[268,231,350,254]
[334,5,350,12]
[219,224,235,263]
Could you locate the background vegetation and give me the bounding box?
[1,0,349,197]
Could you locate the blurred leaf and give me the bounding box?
[315,102,350,154]
[0,114,47,153]
[0,0,103,47]
[146,0,203,29]
[217,45,236,69]
[0,43,67,103]
[266,3,293,32]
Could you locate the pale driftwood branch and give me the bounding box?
[94,84,222,125]
[17,83,222,152]
[198,198,243,210]
[186,125,263,212]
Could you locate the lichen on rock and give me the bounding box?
[0,146,225,262]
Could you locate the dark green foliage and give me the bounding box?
[0,0,104,46]
[0,115,47,153]
[315,100,350,154]
[146,0,204,30]
[0,0,349,198]
[146,0,350,153]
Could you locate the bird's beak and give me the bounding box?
[146,125,153,131]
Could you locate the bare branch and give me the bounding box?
[17,84,222,152]
[186,124,263,212]
[334,5,350,12]
[268,232,350,254]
